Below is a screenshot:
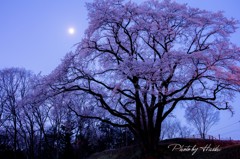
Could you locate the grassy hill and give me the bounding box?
[86,138,240,159]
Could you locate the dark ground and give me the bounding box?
[86,138,240,159]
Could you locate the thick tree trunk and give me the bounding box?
[133,109,164,158]
[137,132,159,159]
[134,125,162,159]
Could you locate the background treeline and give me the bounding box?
[0,67,218,159]
[0,115,134,159]
[0,67,135,159]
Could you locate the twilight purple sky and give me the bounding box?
[0,0,88,75]
[0,0,240,139]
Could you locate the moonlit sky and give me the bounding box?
[0,0,240,139]
[0,0,88,75]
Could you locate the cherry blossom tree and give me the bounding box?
[36,0,240,156]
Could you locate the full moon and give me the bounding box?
[68,27,75,35]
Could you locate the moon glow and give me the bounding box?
[68,27,75,35]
